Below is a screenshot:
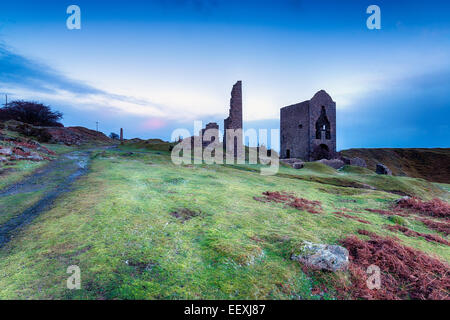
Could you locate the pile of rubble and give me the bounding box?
[0,134,56,164]
[281,155,368,171]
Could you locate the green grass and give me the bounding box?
[42,143,76,155]
[0,147,448,299]
[0,161,47,190]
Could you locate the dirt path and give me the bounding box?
[0,150,93,247]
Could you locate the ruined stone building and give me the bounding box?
[200,122,219,148]
[280,90,336,161]
[223,81,243,157]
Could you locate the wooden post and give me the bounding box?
[120,128,123,144]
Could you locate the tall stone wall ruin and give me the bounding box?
[224,81,243,158]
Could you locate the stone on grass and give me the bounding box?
[350,157,367,168]
[292,162,304,169]
[316,159,345,170]
[0,148,12,156]
[280,158,304,169]
[395,196,411,205]
[340,156,367,168]
[291,241,349,272]
[376,163,392,175]
[27,152,44,161]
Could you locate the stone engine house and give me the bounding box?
[280,90,336,161]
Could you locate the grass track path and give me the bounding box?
[0,149,96,247]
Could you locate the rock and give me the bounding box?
[292,162,304,169]
[280,158,304,169]
[27,152,44,161]
[291,241,349,272]
[10,155,25,161]
[0,148,12,156]
[350,157,367,168]
[340,156,351,165]
[395,196,411,205]
[339,156,367,168]
[376,163,392,175]
[316,158,345,170]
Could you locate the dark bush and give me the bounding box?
[0,100,63,126]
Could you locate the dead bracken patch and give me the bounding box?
[415,217,450,236]
[338,230,450,300]
[395,197,450,218]
[333,212,372,225]
[170,208,201,222]
[384,224,450,246]
[253,191,322,214]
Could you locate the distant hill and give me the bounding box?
[123,138,175,152]
[341,148,450,184]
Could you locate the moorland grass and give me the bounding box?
[0,147,448,299]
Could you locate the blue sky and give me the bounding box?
[0,0,449,150]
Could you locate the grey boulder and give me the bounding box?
[376,163,392,175]
[291,241,349,272]
[316,159,345,170]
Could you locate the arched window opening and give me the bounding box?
[315,106,331,140]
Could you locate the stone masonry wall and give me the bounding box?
[280,101,310,159]
[280,90,336,161]
[224,81,243,157]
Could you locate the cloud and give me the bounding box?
[0,43,172,117]
[337,69,450,149]
[140,118,168,130]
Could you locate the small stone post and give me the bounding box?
[120,128,123,144]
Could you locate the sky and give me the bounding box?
[0,0,449,150]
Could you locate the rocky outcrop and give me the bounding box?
[376,163,392,175]
[316,158,345,170]
[291,241,349,272]
[340,156,367,168]
[0,126,56,164]
[280,158,304,170]
[0,148,12,156]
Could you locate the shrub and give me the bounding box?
[0,100,63,126]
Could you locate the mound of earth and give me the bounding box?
[124,138,175,152]
[2,120,112,146]
[341,148,450,183]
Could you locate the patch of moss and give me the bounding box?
[388,215,407,226]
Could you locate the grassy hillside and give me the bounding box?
[341,148,450,183]
[0,145,448,299]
